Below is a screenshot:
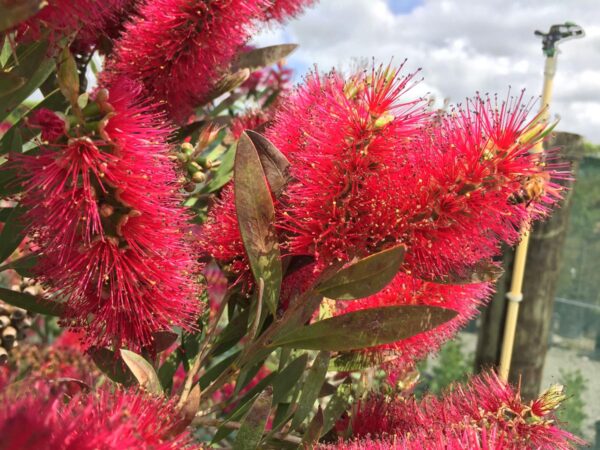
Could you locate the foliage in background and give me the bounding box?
[556,369,588,437]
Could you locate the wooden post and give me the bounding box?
[475,132,584,397]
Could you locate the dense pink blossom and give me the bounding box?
[27,109,67,142]
[336,272,492,367]
[266,65,428,269]
[13,80,200,351]
[198,184,250,287]
[336,372,584,450]
[105,0,270,121]
[264,0,317,22]
[402,92,565,278]
[0,384,198,449]
[15,0,131,49]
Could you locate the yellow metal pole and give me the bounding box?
[498,55,556,382]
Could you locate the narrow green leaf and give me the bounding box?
[198,351,241,389]
[57,47,79,107]
[0,71,26,97]
[10,127,22,153]
[420,259,503,284]
[302,406,324,446]
[329,350,397,372]
[316,245,406,300]
[272,353,308,404]
[0,40,55,122]
[291,351,330,429]
[270,305,458,351]
[0,286,64,316]
[0,37,11,67]
[91,348,135,386]
[120,349,163,395]
[0,253,38,277]
[322,384,351,435]
[0,206,26,262]
[234,133,282,314]
[158,350,180,392]
[0,0,45,32]
[232,44,298,72]
[246,130,291,197]
[233,387,272,450]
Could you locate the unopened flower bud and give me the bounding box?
[197,123,222,150]
[181,143,194,155]
[192,171,206,183]
[184,182,196,192]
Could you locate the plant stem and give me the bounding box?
[177,291,230,409]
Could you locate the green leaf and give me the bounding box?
[10,127,22,153]
[272,353,308,404]
[0,0,45,32]
[233,387,272,450]
[329,350,397,372]
[232,44,298,72]
[302,406,324,446]
[91,348,135,386]
[270,305,458,352]
[120,349,163,395]
[322,384,351,435]
[316,245,406,300]
[0,40,55,123]
[198,351,241,389]
[205,69,250,103]
[420,259,503,284]
[0,206,26,262]
[246,130,291,197]
[158,350,181,392]
[57,46,79,107]
[0,71,26,97]
[234,132,282,314]
[0,286,64,316]
[0,253,38,277]
[291,351,330,429]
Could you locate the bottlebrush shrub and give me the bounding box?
[326,372,585,449]
[0,2,578,449]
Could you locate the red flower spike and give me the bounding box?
[27,109,67,142]
[266,64,429,270]
[14,79,200,351]
[336,272,492,367]
[264,0,317,22]
[330,372,584,450]
[105,0,271,121]
[15,0,131,49]
[0,384,198,450]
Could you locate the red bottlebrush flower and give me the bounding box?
[13,79,200,351]
[264,0,317,22]
[15,0,131,49]
[402,92,564,279]
[0,383,198,449]
[266,64,428,270]
[198,184,250,287]
[27,108,67,142]
[340,371,584,450]
[231,110,270,139]
[105,0,270,121]
[335,272,492,367]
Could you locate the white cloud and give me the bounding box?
[253,0,600,143]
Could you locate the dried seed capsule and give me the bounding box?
[2,326,17,349]
[0,347,7,364]
[0,316,11,329]
[10,307,27,321]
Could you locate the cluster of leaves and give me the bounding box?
[0,2,582,449]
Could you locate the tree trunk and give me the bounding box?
[474,132,585,399]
